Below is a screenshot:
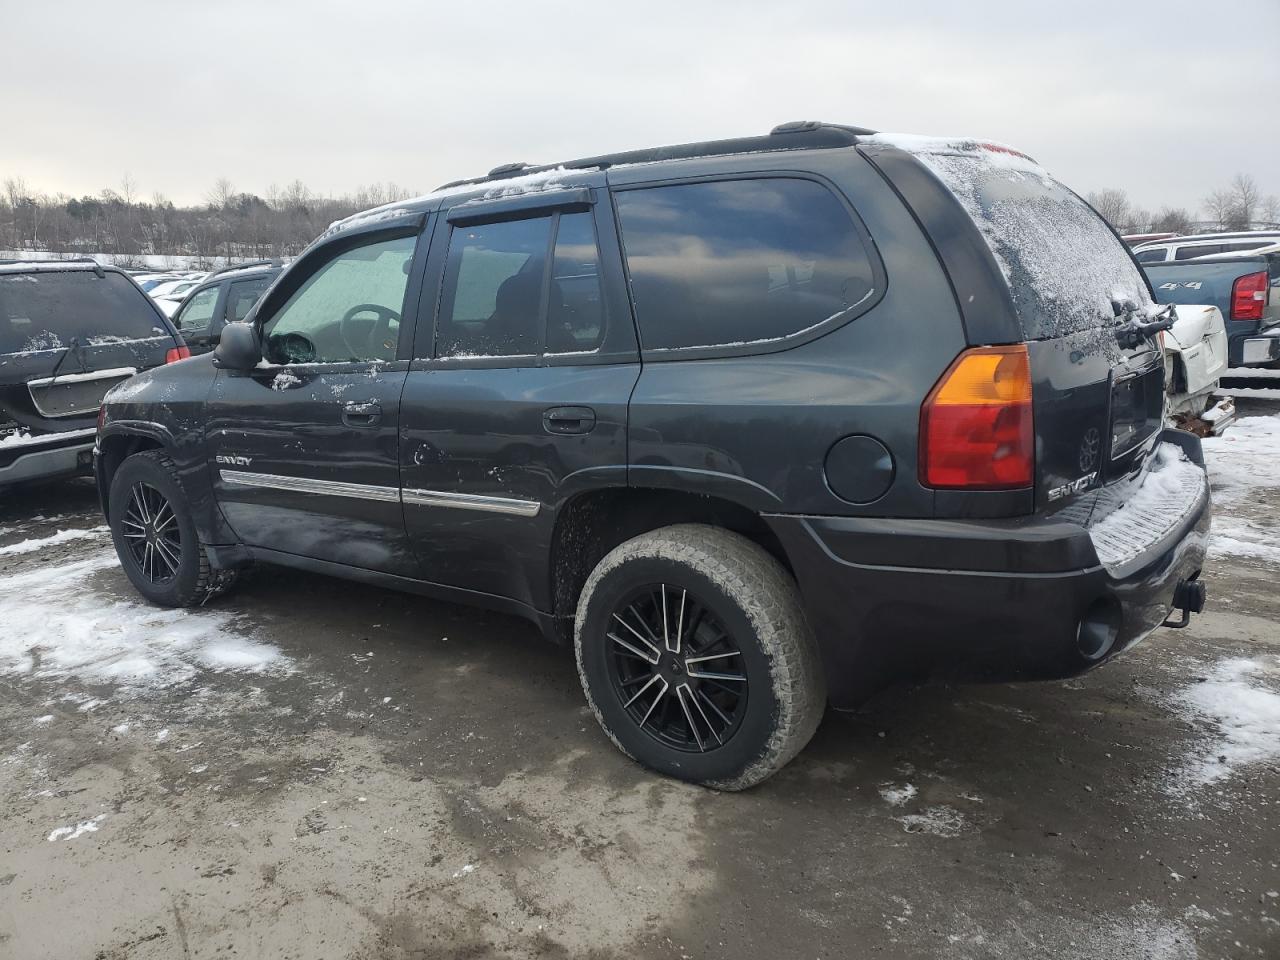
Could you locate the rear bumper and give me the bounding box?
[1230,326,1280,366]
[0,434,95,487]
[767,429,1211,709]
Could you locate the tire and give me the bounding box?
[108,450,238,607]
[574,524,825,790]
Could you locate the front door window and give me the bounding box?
[174,285,220,338]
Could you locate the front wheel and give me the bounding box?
[574,524,825,790]
[108,450,237,606]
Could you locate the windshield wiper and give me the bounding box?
[1113,300,1175,350]
[45,336,86,387]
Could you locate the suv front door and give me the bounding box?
[399,185,639,613]
[172,282,224,355]
[206,223,427,575]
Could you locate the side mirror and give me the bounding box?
[214,322,261,370]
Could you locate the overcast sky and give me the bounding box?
[5,0,1278,215]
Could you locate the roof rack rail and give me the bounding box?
[0,255,100,265]
[487,161,530,179]
[209,258,282,278]
[0,256,106,277]
[435,121,878,192]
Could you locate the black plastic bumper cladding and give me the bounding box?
[765,434,1211,709]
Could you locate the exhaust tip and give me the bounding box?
[1077,598,1122,661]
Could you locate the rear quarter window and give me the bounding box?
[0,271,164,354]
[613,178,878,354]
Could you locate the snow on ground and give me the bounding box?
[0,525,107,557]
[1202,414,1280,506]
[1158,410,1280,793]
[879,783,918,807]
[0,550,287,694]
[47,814,106,842]
[897,806,967,837]
[1172,657,1280,791]
[1205,516,1280,564]
[1201,413,1280,565]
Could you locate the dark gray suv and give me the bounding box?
[1,259,188,489]
[95,123,1211,788]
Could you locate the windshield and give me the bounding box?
[0,271,165,354]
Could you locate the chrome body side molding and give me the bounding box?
[219,469,401,503]
[401,487,541,517]
[218,469,541,517]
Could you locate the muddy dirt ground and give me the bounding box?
[1,408,1277,960]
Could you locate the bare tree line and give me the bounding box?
[1086,173,1280,236]
[4,168,1276,265]
[0,175,419,266]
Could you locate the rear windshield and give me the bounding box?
[0,271,165,355]
[887,140,1152,341]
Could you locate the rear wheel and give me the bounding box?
[574,524,825,790]
[108,450,237,607]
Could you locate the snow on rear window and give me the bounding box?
[871,135,1152,343]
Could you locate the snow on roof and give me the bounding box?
[0,260,106,275]
[325,166,597,239]
[863,133,1048,177]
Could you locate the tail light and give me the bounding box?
[97,404,106,432]
[1231,271,1268,321]
[165,345,192,364]
[920,345,1034,489]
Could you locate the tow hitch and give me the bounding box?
[1162,577,1207,629]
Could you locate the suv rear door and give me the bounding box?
[205,224,427,575]
[398,178,639,612]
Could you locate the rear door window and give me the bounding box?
[547,212,605,354]
[613,178,876,353]
[226,276,271,322]
[0,270,163,354]
[1176,244,1222,260]
[436,216,552,358]
[1133,248,1167,264]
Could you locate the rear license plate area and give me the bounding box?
[1109,366,1163,463]
[28,374,133,418]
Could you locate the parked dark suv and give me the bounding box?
[170,260,283,355]
[95,123,1211,788]
[1,259,188,488]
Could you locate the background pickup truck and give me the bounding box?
[1143,245,1280,367]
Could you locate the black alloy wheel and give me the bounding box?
[119,481,183,584]
[606,583,748,753]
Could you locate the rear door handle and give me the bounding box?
[543,405,596,435]
[343,401,382,427]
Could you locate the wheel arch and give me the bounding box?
[96,423,234,547]
[96,428,168,520]
[547,486,795,635]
